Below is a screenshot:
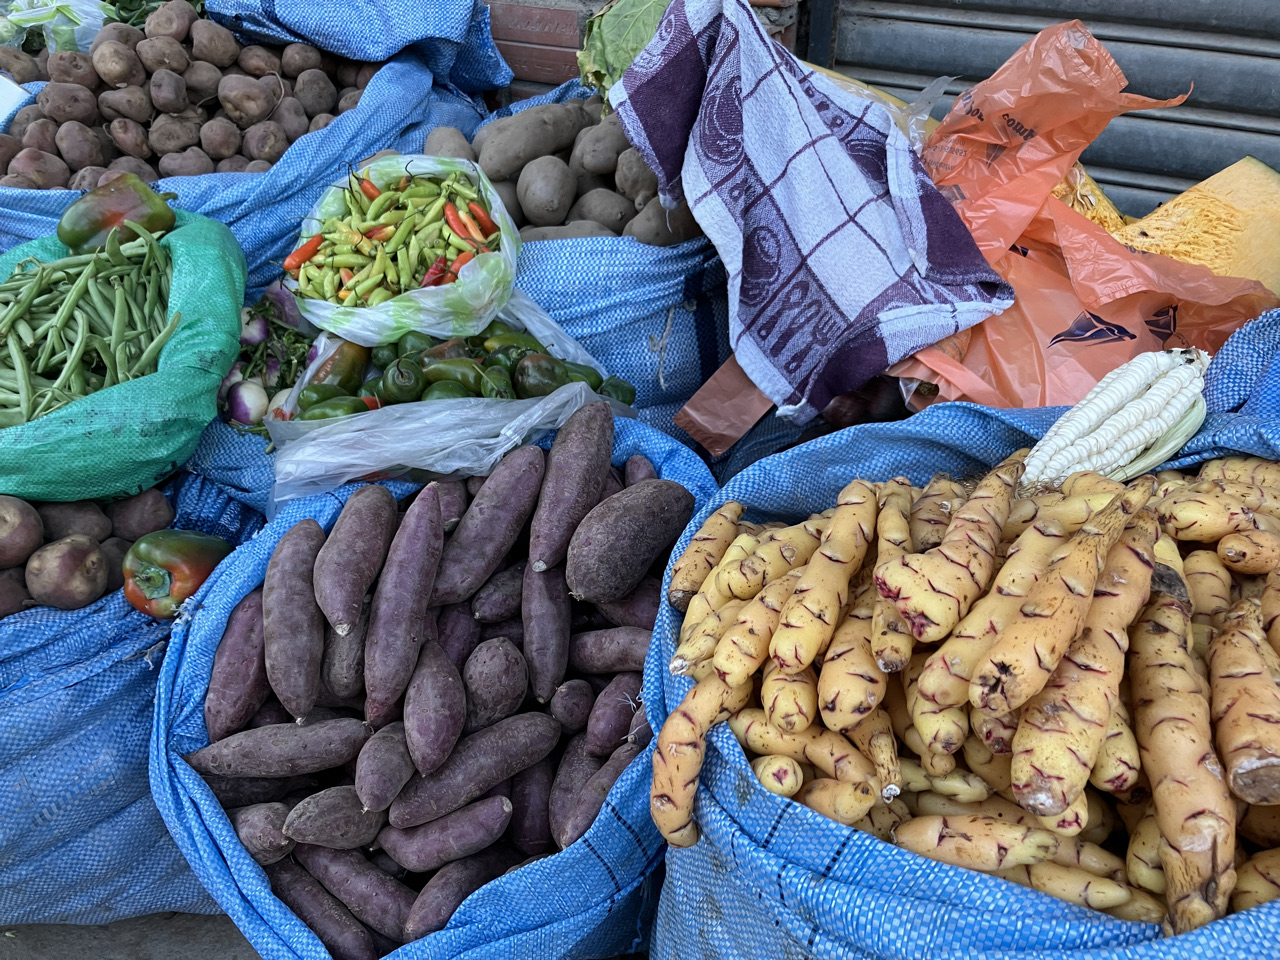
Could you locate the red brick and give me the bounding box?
[496,39,580,85]
[488,2,580,47]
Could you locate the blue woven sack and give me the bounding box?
[0,472,263,924]
[647,332,1280,960]
[151,418,718,960]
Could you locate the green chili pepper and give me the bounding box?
[513,353,572,398]
[599,376,637,405]
[480,319,516,338]
[297,382,349,410]
[480,364,515,400]
[563,361,604,391]
[482,344,533,373]
[298,396,372,420]
[381,357,428,403]
[366,286,396,307]
[484,332,545,354]
[421,380,475,400]
[397,330,438,357]
[359,377,384,401]
[422,337,475,362]
[423,357,484,395]
[371,343,399,370]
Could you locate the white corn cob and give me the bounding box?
[1022,349,1209,489]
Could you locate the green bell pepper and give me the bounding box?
[307,338,370,396]
[599,376,637,406]
[397,330,438,357]
[423,358,485,395]
[297,383,348,410]
[382,357,428,403]
[298,396,373,420]
[122,530,232,620]
[484,332,546,355]
[513,354,572,398]
[563,361,604,391]
[371,343,399,370]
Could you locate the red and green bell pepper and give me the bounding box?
[122,530,233,619]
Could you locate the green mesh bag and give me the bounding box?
[0,211,245,501]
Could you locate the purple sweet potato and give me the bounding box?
[432,480,468,534]
[465,475,485,498]
[0,567,30,619]
[403,640,465,775]
[294,843,416,943]
[355,721,415,814]
[265,858,375,960]
[37,500,110,541]
[364,485,442,727]
[403,846,523,940]
[315,485,398,638]
[548,734,603,847]
[595,576,660,630]
[436,601,481,672]
[462,637,527,733]
[103,488,173,540]
[623,454,656,486]
[522,561,570,703]
[0,495,42,568]
[230,801,294,864]
[567,627,652,675]
[428,446,545,606]
[548,679,594,734]
[565,479,695,603]
[205,588,269,742]
[598,468,623,503]
[627,707,652,748]
[389,713,561,829]
[480,779,510,800]
[283,785,386,849]
[203,773,318,807]
[263,518,327,720]
[248,697,292,728]
[585,672,642,757]
[470,560,525,623]
[185,718,370,777]
[509,757,554,855]
[479,617,523,646]
[528,402,613,573]
[369,850,408,879]
[376,795,512,872]
[557,742,641,848]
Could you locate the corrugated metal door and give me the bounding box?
[828,0,1280,215]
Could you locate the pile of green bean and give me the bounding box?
[0,227,179,428]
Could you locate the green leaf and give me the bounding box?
[578,0,674,99]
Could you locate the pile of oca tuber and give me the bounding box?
[654,452,1280,937]
[0,0,383,189]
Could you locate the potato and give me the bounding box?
[573,114,629,175]
[283,69,335,121]
[91,23,144,54]
[68,165,105,190]
[423,126,475,162]
[98,537,130,593]
[0,496,42,568]
[0,134,19,173]
[355,63,380,89]
[0,174,35,188]
[8,149,69,189]
[105,155,157,182]
[218,75,275,128]
[143,0,198,41]
[479,103,581,181]
[106,117,150,158]
[308,113,334,133]
[337,88,361,114]
[184,20,235,69]
[38,501,110,541]
[55,121,104,171]
[148,111,201,154]
[335,61,360,88]
[25,535,107,609]
[272,98,308,143]
[0,48,39,85]
[98,86,152,124]
[135,36,186,75]
[37,83,100,126]
[519,221,617,241]
[149,69,189,114]
[7,106,45,142]
[91,41,146,89]
[235,45,280,79]
[197,116,240,160]
[245,159,272,172]
[281,43,320,77]
[47,51,99,90]
[242,120,288,162]
[21,119,58,156]
[479,179,521,229]
[623,197,702,246]
[0,567,30,619]
[614,147,657,202]
[566,188,636,233]
[159,145,213,177]
[517,156,575,227]
[213,154,248,173]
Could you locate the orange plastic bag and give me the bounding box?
[891,20,1280,409]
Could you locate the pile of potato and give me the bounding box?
[422,99,702,246]
[0,0,381,188]
[0,488,174,616]
[654,454,1280,937]
[193,403,696,956]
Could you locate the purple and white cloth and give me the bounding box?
[610,0,1014,422]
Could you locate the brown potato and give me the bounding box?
[307,113,333,133]
[272,97,308,142]
[21,119,58,156]
[199,117,240,160]
[0,48,39,85]
[98,86,152,124]
[109,118,152,159]
[293,68,336,118]
[105,155,158,181]
[573,114,629,175]
[25,535,107,610]
[148,111,202,154]
[0,134,21,172]
[7,105,45,142]
[355,63,380,89]
[158,146,214,177]
[91,22,144,54]
[480,103,581,181]
[0,496,42,568]
[91,41,146,89]
[623,197,702,246]
[90,125,118,164]
[69,165,107,190]
[0,174,36,189]
[517,156,575,227]
[0,567,31,619]
[137,36,189,74]
[335,61,360,88]
[243,120,288,162]
[189,19,239,68]
[98,538,132,593]
[492,179,525,228]
[519,221,618,241]
[565,188,636,233]
[244,159,272,172]
[337,88,361,114]
[149,69,189,114]
[614,147,657,202]
[47,51,99,90]
[281,43,320,77]
[216,154,250,173]
[37,83,100,126]
[8,149,69,189]
[182,61,222,105]
[422,126,475,161]
[55,121,104,171]
[143,0,198,42]
[218,75,275,128]
[238,45,282,78]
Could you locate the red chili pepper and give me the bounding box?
[358,175,381,200]
[440,250,475,285]
[339,267,355,285]
[444,203,478,244]
[360,395,382,411]
[453,203,487,244]
[122,530,233,619]
[283,234,324,272]
[468,201,498,237]
[365,225,396,243]
[420,255,449,287]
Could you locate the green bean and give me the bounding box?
[0,266,47,337]
[13,318,35,348]
[127,311,180,378]
[7,333,30,423]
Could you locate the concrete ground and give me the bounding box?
[1,913,260,960]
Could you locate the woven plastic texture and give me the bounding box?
[0,472,263,924]
[0,210,245,503]
[648,360,1280,959]
[152,418,718,960]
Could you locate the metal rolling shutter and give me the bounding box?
[825,0,1280,216]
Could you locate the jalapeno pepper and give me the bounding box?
[480,365,515,400]
[297,382,349,410]
[56,173,177,254]
[483,332,546,355]
[298,396,374,420]
[381,357,428,403]
[422,380,475,400]
[563,361,604,391]
[483,344,535,373]
[397,331,438,357]
[513,353,573,398]
[122,530,233,620]
[480,319,516,338]
[359,378,385,401]
[371,343,399,370]
[599,376,638,405]
[423,357,485,395]
[307,338,370,396]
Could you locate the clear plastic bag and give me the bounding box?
[287,154,521,348]
[7,0,108,51]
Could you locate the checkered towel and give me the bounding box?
[610,0,1014,423]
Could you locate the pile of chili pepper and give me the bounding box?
[285,168,502,308]
[0,225,178,428]
[285,322,637,421]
